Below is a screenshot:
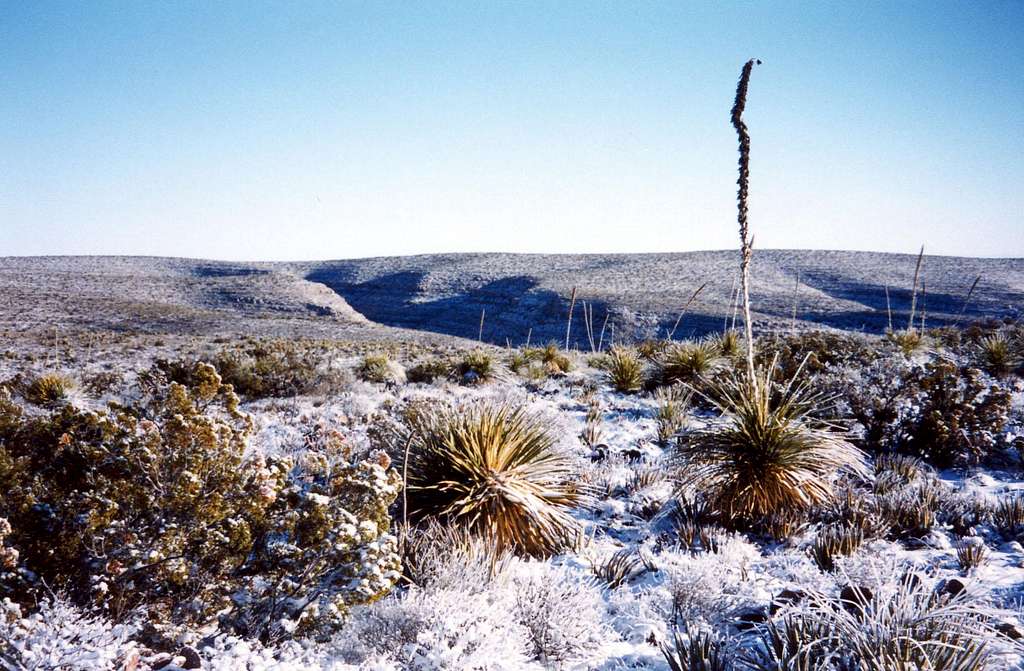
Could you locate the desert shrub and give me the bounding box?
[590,547,647,588]
[159,340,345,399]
[580,394,604,449]
[406,357,451,384]
[661,625,730,671]
[0,597,140,671]
[846,358,1012,468]
[24,373,72,406]
[398,520,512,591]
[513,566,610,663]
[811,522,864,572]
[638,339,670,360]
[356,353,405,384]
[0,366,400,642]
[395,401,580,557]
[453,349,495,384]
[605,347,646,394]
[875,453,927,484]
[340,584,531,669]
[656,385,693,445]
[657,340,726,387]
[674,363,868,522]
[716,330,743,359]
[83,370,123,396]
[755,330,878,381]
[886,329,927,356]
[975,333,1021,378]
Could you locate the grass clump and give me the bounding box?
[812,522,864,571]
[655,385,692,445]
[406,357,452,384]
[956,540,988,572]
[661,626,730,671]
[886,329,927,356]
[657,340,725,387]
[399,401,580,557]
[674,363,868,521]
[604,347,646,394]
[24,373,72,406]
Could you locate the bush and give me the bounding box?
[604,347,646,394]
[406,357,452,384]
[396,401,580,557]
[24,373,72,406]
[847,358,1012,468]
[522,343,573,375]
[356,353,405,384]
[513,566,610,663]
[674,364,868,521]
[0,365,400,642]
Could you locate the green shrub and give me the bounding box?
[604,347,645,394]
[0,365,400,642]
[394,401,579,557]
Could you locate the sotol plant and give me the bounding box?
[674,362,868,521]
[400,401,580,557]
[605,347,646,394]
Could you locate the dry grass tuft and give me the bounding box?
[604,347,646,394]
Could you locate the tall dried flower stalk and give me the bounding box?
[565,286,578,350]
[731,58,760,378]
[668,281,708,340]
[907,245,924,332]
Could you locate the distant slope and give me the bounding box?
[293,250,1024,345]
[2,252,1021,344]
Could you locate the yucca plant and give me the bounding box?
[887,329,927,356]
[812,522,864,572]
[662,626,731,671]
[674,361,868,521]
[605,347,646,394]
[530,342,573,374]
[401,401,580,557]
[658,340,726,387]
[976,333,1020,378]
[590,547,646,588]
[992,494,1024,539]
[356,353,403,384]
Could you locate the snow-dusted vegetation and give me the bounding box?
[2,321,1024,670]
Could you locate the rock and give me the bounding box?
[590,445,610,462]
[770,589,806,614]
[178,646,202,670]
[733,605,769,631]
[622,447,644,462]
[997,621,1023,640]
[150,654,174,671]
[937,578,967,599]
[839,585,873,614]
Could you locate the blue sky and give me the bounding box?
[1,1,1021,260]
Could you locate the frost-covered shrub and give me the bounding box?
[398,520,512,591]
[0,365,400,642]
[339,585,531,670]
[0,597,139,671]
[754,331,879,381]
[512,565,611,663]
[23,372,73,406]
[452,349,496,384]
[158,339,348,399]
[846,358,1012,468]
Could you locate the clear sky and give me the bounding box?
[2,1,1022,260]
